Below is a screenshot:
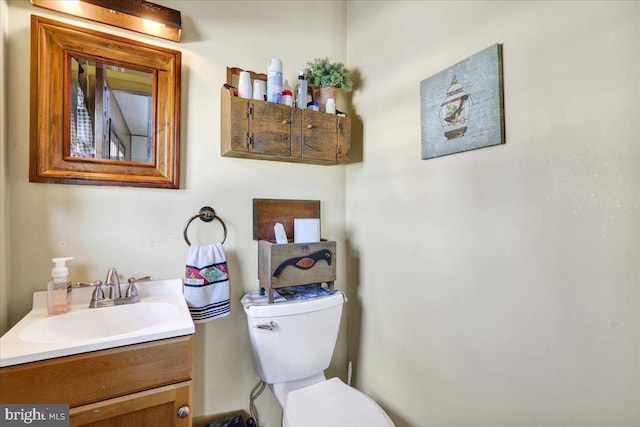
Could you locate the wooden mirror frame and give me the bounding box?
[29,15,181,188]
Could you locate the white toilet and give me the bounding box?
[241,290,394,427]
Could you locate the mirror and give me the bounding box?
[70,56,153,163]
[30,16,181,188]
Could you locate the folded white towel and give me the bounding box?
[184,242,230,323]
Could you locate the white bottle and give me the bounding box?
[326,98,336,114]
[281,79,294,106]
[295,71,308,109]
[48,257,73,315]
[267,58,283,104]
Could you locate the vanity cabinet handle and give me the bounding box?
[177,406,190,418]
[306,124,314,129]
[281,120,290,124]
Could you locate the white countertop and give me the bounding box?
[0,279,195,367]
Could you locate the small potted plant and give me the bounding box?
[303,57,353,112]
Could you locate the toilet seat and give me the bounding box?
[283,377,394,427]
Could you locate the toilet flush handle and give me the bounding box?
[254,321,277,331]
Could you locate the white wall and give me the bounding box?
[346,1,639,426]
[0,0,8,335]
[3,1,347,425]
[5,1,639,426]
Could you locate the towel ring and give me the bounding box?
[183,206,228,246]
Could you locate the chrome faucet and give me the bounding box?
[76,269,151,308]
[105,267,122,300]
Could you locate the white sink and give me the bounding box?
[0,279,194,367]
[19,303,179,344]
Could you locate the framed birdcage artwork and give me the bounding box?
[420,43,505,159]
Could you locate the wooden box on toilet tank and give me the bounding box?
[258,240,336,303]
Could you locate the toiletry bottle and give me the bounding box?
[48,257,73,315]
[283,79,293,96]
[326,98,336,114]
[295,71,308,109]
[267,58,283,104]
[281,90,293,107]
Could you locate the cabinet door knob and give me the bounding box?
[281,120,290,124]
[177,406,190,418]
[306,124,314,129]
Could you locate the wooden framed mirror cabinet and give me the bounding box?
[29,15,181,188]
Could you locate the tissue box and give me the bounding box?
[258,240,336,303]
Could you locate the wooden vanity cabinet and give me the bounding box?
[221,87,350,164]
[69,381,191,427]
[0,335,192,427]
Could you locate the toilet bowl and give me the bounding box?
[241,291,394,426]
[283,377,393,427]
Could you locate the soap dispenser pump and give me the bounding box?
[48,257,73,315]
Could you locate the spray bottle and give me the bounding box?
[267,58,283,104]
[48,257,73,315]
[295,71,308,109]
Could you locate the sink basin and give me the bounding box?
[19,303,179,344]
[0,279,194,367]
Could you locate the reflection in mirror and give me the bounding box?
[70,57,153,163]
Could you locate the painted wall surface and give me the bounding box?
[3,1,347,425]
[3,1,639,426]
[0,0,7,336]
[346,1,639,426]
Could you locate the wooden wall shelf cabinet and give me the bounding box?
[221,87,351,164]
[0,335,193,427]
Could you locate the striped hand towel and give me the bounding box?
[184,242,230,323]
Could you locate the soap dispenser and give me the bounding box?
[48,257,73,315]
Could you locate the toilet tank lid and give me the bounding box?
[241,291,345,318]
[283,378,394,427]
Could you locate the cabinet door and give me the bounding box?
[221,94,250,153]
[301,110,338,162]
[250,101,292,156]
[69,381,192,427]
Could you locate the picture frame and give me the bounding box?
[420,43,505,159]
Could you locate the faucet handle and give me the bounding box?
[91,281,105,302]
[127,276,152,284]
[125,276,150,299]
[75,280,105,305]
[74,280,101,288]
[125,284,139,299]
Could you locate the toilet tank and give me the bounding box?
[242,292,345,384]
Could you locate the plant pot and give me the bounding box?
[311,85,338,113]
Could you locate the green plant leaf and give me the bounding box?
[303,57,353,91]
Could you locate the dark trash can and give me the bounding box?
[199,415,248,427]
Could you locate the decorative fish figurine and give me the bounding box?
[272,249,332,277]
